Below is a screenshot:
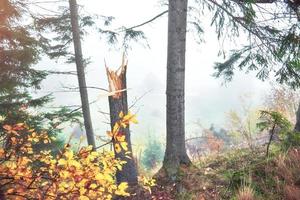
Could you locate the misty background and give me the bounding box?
[34,0,271,145]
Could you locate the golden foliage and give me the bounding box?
[107,111,138,154]
[0,122,132,199]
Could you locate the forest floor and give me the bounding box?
[128,145,300,200]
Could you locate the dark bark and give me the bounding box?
[294,102,300,132]
[106,61,138,185]
[266,124,276,157]
[69,0,96,148]
[162,0,191,178]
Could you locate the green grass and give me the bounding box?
[180,144,298,200]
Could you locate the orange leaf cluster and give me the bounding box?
[106,111,138,154]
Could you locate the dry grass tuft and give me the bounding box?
[274,149,300,200]
[236,186,255,200]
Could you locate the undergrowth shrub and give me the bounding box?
[0,123,130,199]
[141,138,163,171]
[275,149,300,200]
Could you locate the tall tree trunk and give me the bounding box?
[106,59,138,185]
[69,0,96,148]
[162,0,191,178]
[294,102,300,132]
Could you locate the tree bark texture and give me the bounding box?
[163,0,191,178]
[106,60,138,185]
[69,0,96,149]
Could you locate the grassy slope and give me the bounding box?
[127,145,300,199]
[173,145,300,200]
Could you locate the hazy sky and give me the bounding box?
[36,0,271,144]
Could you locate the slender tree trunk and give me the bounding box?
[294,102,300,132]
[106,60,138,185]
[266,124,276,157]
[69,0,96,148]
[162,0,191,178]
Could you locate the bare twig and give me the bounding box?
[129,89,152,109]
[95,140,112,150]
[46,70,77,75]
[120,10,168,32]
[63,86,109,92]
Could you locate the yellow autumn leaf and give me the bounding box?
[59,181,71,190]
[90,183,97,189]
[59,171,70,179]
[123,112,138,124]
[79,187,87,195]
[119,111,124,118]
[114,143,122,153]
[113,123,120,134]
[116,163,123,171]
[115,182,129,196]
[58,159,67,166]
[19,157,31,165]
[69,160,81,168]
[120,142,128,151]
[27,148,33,154]
[95,173,104,181]
[50,159,57,165]
[86,145,93,151]
[64,150,74,160]
[130,116,138,124]
[116,135,125,142]
[79,195,89,200]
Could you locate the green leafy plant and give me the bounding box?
[141,138,164,171]
[257,110,293,155]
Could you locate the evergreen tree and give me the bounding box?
[0,0,80,149]
[204,0,300,131]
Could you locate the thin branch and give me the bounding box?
[121,10,168,31]
[98,110,110,116]
[63,86,109,92]
[46,70,77,75]
[185,136,210,142]
[30,3,63,14]
[129,89,152,109]
[235,0,277,3]
[68,99,99,114]
[206,0,276,54]
[95,140,112,150]
[27,0,67,4]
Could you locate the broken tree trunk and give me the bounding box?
[106,57,138,185]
